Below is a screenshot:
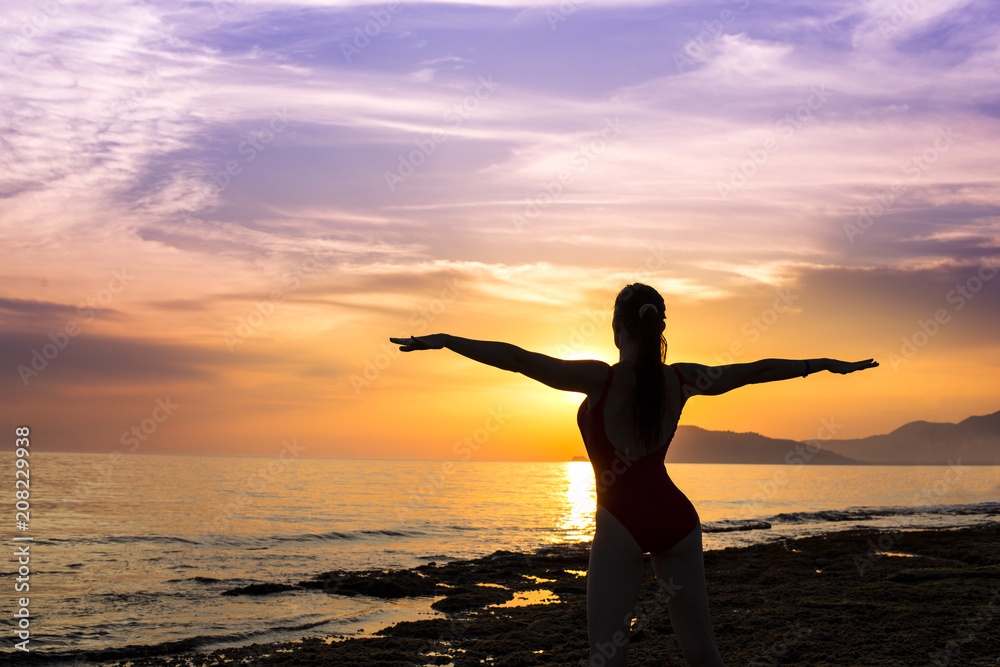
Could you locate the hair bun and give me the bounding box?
[638,303,657,318]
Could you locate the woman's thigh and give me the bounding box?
[587,505,645,666]
[649,525,722,665]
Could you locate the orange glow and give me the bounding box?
[3,3,998,460]
[4,255,999,460]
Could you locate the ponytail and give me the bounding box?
[634,303,666,452]
[614,283,667,454]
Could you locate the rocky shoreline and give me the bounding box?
[62,525,1000,666]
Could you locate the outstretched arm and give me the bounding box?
[389,334,607,394]
[675,358,878,397]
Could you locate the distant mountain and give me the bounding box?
[665,426,863,465]
[820,410,1000,465]
[661,411,1000,465]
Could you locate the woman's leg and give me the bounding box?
[649,525,724,666]
[587,505,644,667]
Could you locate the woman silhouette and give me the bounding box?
[391,282,877,666]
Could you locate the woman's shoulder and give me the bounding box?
[581,360,613,395]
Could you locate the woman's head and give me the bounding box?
[613,283,666,356]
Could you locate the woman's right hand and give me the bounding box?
[389,334,449,352]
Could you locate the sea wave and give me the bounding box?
[767,501,1000,525]
[702,519,772,533]
[36,527,430,549]
[16,618,335,664]
[700,502,999,535]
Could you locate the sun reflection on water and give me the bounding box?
[553,461,596,543]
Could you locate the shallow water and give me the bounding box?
[2,452,997,660]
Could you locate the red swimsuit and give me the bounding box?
[577,364,699,553]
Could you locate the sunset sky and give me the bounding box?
[2,0,998,461]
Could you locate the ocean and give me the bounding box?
[2,452,998,663]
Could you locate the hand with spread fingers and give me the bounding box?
[389,334,449,352]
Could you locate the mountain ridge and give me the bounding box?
[663,410,1000,465]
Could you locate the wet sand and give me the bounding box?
[87,525,1000,666]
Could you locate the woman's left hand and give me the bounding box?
[826,358,879,374]
[389,334,449,351]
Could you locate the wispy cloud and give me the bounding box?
[2,0,998,455]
